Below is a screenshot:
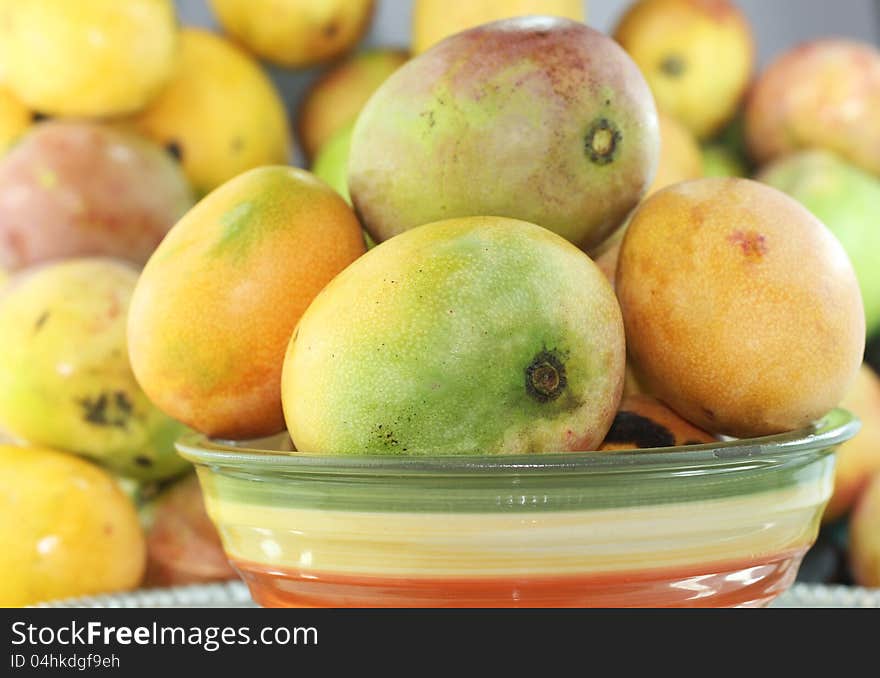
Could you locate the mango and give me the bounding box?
[298,48,409,162]
[820,364,880,523]
[349,17,659,251]
[129,166,365,440]
[757,150,880,337]
[412,0,586,54]
[209,0,374,68]
[144,474,237,587]
[0,258,190,481]
[282,216,625,455]
[647,112,703,196]
[0,121,194,272]
[312,122,354,204]
[128,29,290,198]
[616,178,865,438]
[850,471,880,587]
[0,85,31,153]
[614,0,754,140]
[701,144,747,178]
[745,40,880,177]
[0,0,177,117]
[0,444,146,607]
[599,394,716,450]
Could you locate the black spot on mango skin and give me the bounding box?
[134,456,153,467]
[33,311,49,333]
[165,140,183,162]
[585,118,622,166]
[323,21,339,38]
[78,391,133,429]
[31,111,50,123]
[525,349,568,403]
[603,411,675,448]
[660,54,686,77]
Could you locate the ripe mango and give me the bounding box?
[745,40,880,177]
[0,0,177,117]
[0,258,190,481]
[283,216,625,455]
[349,17,659,251]
[599,394,716,450]
[758,150,880,337]
[412,0,586,54]
[614,0,754,140]
[129,166,365,440]
[0,444,146,607]
[298,49,408,162]
[209,0,375,68]
[617,178,865,438]
[128,29,290,198]
[648,112,703,196]
[850,471,880,587]
[0,85,31,153]
[0,121,194,271]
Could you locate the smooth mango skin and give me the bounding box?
[128,29,291,198]
[298,49,409,162]
[616,178,865,438]
[312,122,354,204]
[0,259,189,481]
[614,0,754,140]
[283,216,625,456]
[757,151,880,337]
[0,444,146,607]
[746,40,880,177]
[209,0,374,68]
[349,17,659,252]
[129,166,365,441]
[0,0,176,117]
[412,0,586,54]
[0,85,31,153]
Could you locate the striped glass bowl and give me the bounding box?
[177,409,859,608]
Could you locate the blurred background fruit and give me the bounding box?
[758,150,880,338]
[411,0,586,54]
[311,122,354,204]
[745,39,880,177]
[850,472,880,587]
[617,178,865,438]
[298,48,408,162]
[143,473,237,587]
[0,259,190,481]
[0,121,194,271]
[127,28,291,198]
[128,166,365,440]
[599,394,716,450]
[613,0,754,140]
[209,0,375,67]
[0,444,146,607]
[820,364,880,523]
[647,112,703,195]
[0,0,177,117]
[349,17,659,250]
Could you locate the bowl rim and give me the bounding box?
[176,408,859,476]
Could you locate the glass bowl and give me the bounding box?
[177,408,859,608]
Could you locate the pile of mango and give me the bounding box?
[0,0,878,607]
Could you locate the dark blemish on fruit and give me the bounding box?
[421,109,436,129]
[323,21,339,38]
[525,349,568,403]
[230,136,244,154]
[702,407,716,420]
[660,54,686,77]
[165,140,183,161]
[585,118,622,166]
[134,456,153,467]
[78,392,130,428]
[603,411,675,448]
[33,311,49,333]
[728,230,768,260]
[31,111,50,123]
